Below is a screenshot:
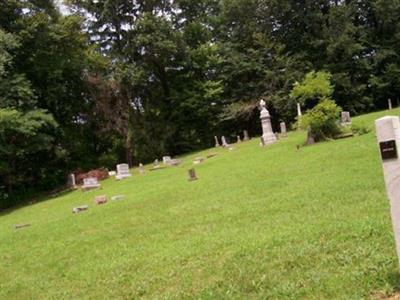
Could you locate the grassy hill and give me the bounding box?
[1,109,399,299]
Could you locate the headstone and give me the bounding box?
[375,116,400,266]
[108,171,116,176]
[163,156,172,165]
[214,136,220,147]
[389,98,393,110]
[280,122,288,138]
[237,135,242,143]
[341,111,352,125]
[94,195,107,205]
[193,157,204,164]
[116,163,131,180]
[221,136,229,147]
[306,130,315,145]
[67,173,76,189]
[188,168,198,181]
[139,163,145,175]
[14,223,31,229]
[111,195,125,201]
[259,99,277,145]
[297,102,302,116]
[81,177,100,191]
[206,153,218,159]
[168,159,181,166]
[260,136,266,147]
[153,159,160,168]
[243,130,250,141]
[72,205,88,214]
[275,132,280,140]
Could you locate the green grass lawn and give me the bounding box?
[1,109,400,299]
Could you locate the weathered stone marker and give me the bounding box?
[188,168,198,181]
[94,195,107,205]
[72,205,88,214]
[214,136,220,147]
[237,135,242,143]
[14,223,31,230]
[139,163,145,175]
[280,122,287,138]
[221,136,229,147]
[259,99,277,145]
[389,98,393,110]
[243,130,250,141]
[375,116,400,264]
[297,102,302,117]
[341,111,352,125]
[67,173,76,189]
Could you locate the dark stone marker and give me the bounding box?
[380,140,398,161]
[188,168,198,181]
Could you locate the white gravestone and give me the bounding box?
[341,111,352,125]
[214,136,220,147]
[237,135,242,143]
[297,102,302,116]
[243,130,250,141]
[221,136,229,147]
[68,173,76,189]
[139,163,145,175]
[259,99,277,145]
[375,116,400,265]
[116,163,132,180]
[280,122,287,138]
[163,156,172,165]
[389,98,393,110]
[82,177,100,191]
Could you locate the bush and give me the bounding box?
[301,98,342,142]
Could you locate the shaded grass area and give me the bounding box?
[1,109,400,299]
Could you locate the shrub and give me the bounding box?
[301,98,342,142]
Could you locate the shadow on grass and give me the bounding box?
[0,188,76,217]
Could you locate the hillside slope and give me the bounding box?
[1,109,399,299]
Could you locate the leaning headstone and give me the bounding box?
[72,205,88,214]
[306,130,315,145]
[116,163,131,180]
[81,177,100,191]
[280,122,288,138]
[237,135,242,143]
[94,195,107,205]
[341,111,352,125]
[259,99,277,145]
[214,136,220,147]
[139,163,145,175]
[375,116,400,266]
[389,98,393,110]
[188,168,198,181]
[221,136,229,147]
[67,173,76,189]
[243,130,250,141]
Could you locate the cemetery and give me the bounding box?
[1,107,400,299]
[3,1,400,299]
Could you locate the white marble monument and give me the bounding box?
[375,116,400,266]
[214,136,220,147]
[259,99,277,145]
[221,136,229,147]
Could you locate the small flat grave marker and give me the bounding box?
[72,205,88,214]
[94,195,107,205]
[14,223,31,230]
[111,195,125,201]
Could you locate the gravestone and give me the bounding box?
[188,168,198,181]
[297,102,302,117]
[275,132,280,140]
[116,163,131,180]
[375,116,400,266]
[72,205,88,214]
[237,135,242,143]
[163,156,172,165]
[221,136,229,147]
[139,163,145,175]
[111,195,125,201]
[168,159,181,166]
[206,153,218,159]
[341,111,352,125]
[193,157,204,164]
[389,98,393,110]
[94,195,107,205]
[153,159,160,168]
[280,122,288,138]
[67,173,76,189]
[81,177,100,191]
[243,130,250,141]
[306,130,315,145]
[14,223,31,229]
[214,136,220,147]
[260,136,266,147]
[259,99,277,145]
[108,171,116,176]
